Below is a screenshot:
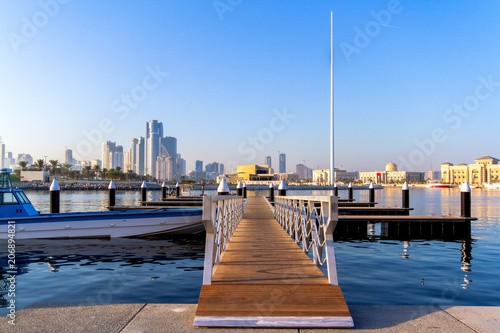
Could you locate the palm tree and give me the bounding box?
[49,160,59,175]
[61,163,73,180]
[127,170,134,181]
[83,166,92,181]
[18,161,28,171]
[35,159,45,171]
[101,168,108,180]
[93,164,101,180]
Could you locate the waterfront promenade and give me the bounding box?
[1,303,499,332]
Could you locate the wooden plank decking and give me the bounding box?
[194,196,353,328]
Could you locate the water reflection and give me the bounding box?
[0,235,205,315]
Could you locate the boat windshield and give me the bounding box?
[1,192,20,205]
[16,191,31,204]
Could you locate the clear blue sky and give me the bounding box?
[1,0,500,173]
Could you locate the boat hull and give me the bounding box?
[0,209,202,239]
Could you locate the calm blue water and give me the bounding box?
[1,188,499,315]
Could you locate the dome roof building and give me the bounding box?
[385,162,398,172]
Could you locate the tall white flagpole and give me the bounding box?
[330,10,334,186]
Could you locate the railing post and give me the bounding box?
[141,181,147,202]
[202,196,215,285]
[402,181,410,209]
[461,181,471,217]
[161,182,167,199]
[324,195,339,285]
[108,180,116,207]
[369,182,375,207]
[50,179,60,214]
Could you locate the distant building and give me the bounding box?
[276,173,299,182]
[428,171,441,181]
[145,120,163,177]
[136,137,145,175]
[195,160,203,173]
[312,168,358,184]
[91,159,102,168]
[234,165,274,182]
[265,155,272,169]
[279,153,286,173]
[0,142,5,169]
[17,154,33,167]
[176,154,186,176]
[20,171,49,182]
[296,164,313,180]
[312,169,331,184]
[160,136,177,176]
[64,148,73,165]
[359,162,425,184]
[4,151,15,169]
[441,155,500,185]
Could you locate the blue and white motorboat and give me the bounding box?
[0,169,202,239]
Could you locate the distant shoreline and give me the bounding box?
[14,181,384,191]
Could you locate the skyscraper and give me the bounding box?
[136,137,145,175]
[130,138,138,173]
[102,141,116,169]
[64,148,73,165]
[160,136,177,177]
[279,153,286,173]
[176,154,186,176]
[265,155,271,169]
[195,160,203,173]
[0,142,5,169]
[145,120,163,177]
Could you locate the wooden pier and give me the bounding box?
[194,196,353,328]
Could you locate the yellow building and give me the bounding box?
[441,155,500,185]
[233,165,274,182]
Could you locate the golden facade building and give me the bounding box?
[441,155,500,185]
[234,165,274,182]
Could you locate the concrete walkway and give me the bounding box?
[1,304,498,333]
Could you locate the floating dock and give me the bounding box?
[194,196,353,328]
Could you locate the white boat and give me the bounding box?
[483,183,500,189]
[0,169,202,239]
[426,182,452,188]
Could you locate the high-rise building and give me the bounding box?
[279,153,286,173]
[0,142,5,169]
[64,148,73,165]
[265,155,271,169]
[111,145,124,169]
[5,152,15,169]
[130,138,138,173]
[102,141,116,169]
[176,154,186,176]
[195,160,203,173]
[136,137,145,175]
[145,120,163,177]
[296,164,311,179]
[220,164,224,175]
[160,136,177,176]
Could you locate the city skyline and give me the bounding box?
[2,1,500,172]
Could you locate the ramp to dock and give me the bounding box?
[194,196,353,328]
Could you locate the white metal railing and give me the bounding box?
[273,195,339,285]
[202,195,245,285]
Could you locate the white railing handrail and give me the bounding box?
[202,195,245,285]
[274,195,339,285]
